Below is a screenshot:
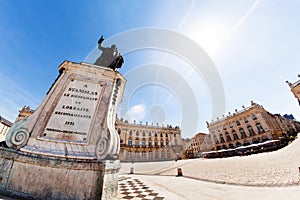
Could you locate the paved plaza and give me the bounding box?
[120,135,300,187]
[117,135,300,199]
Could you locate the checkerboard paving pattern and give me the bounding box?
[118,176,165,200]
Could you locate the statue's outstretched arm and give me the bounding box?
[98,35,105,51]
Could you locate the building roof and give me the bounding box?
[0,115,13,127]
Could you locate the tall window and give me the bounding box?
[142,139,146,147]
[225,132,232,142]
[148,140,152,146]
[142,131,146,137]
[160,139,164,147]
[252,114,257,120]
[247,126,255,136]
[149,151,153,160]
[142,151,146,161]
[135,139,139,146]
[149,132,151,136]
[239,128,247,138]
[256,123,265,133]
[154,140,158,147]
[160,133,163,137]
[126,151,132,161]
[232,130,239,140]
[135,151,139,161]
[155,151,159,160]
[244,117,249,123]
[166,140,169,146]
[136,131,139,136]
[219,134,225,143]
[128,139,132,146]
[129,130,132,136]
[213,135,219,144]
[236,120,241,126]
[161,151,165,160]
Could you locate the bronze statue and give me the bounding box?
[94,35,124,70]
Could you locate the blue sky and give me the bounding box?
[0,0,300,138]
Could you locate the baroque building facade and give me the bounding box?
[0,115,12,142]
[286,74,300,105]
[203,101,300,151]
[14,107,184,162]
[116,118,183,162]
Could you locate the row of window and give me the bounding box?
[125,150,172,161]
[127,139,176,146]
[212,123,265,144]
[215,136,269,150]
[212,114,259,133]
[118,129,177,138]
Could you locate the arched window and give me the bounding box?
[247,126,255,136]
[167,150,171,159]
[135,139,139,146]
[126,151,132,161]
[154,140,158,147]
[155,151,159,160]
[129,130,132,136]
[213,134,219,144]
[252,137,259,144]
[148,140,152,147]
[136,131,139,136]
[142,139,146,147]
[232,130,239,140]
[236,120,241,126]
[160,133,163,137]
[252,114,257,120]
[256,123,265,133]
[225,132,232,142]
[236,142,242,147]
[128,138,132,146]
[165,133,168,137]
[154,132,157,137]
[239,128,247,138]
[118,129,121,135]
[160,139,164,147]
[142,131,146,136]
[149,151,153,160]
[219,134,225,143]
[229,143,234,149]
[222,144,227,149]
[149,132,151,137]
[142,151,146,161]
[135,151,139,161]
[244,117,249,123]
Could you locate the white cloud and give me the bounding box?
[128,104,147,121]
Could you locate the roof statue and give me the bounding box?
[94,35,124,70]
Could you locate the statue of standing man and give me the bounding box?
[94,35,124,70]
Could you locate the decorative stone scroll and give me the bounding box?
[5,61,126,160]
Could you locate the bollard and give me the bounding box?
[130,167,134,174]
[177,168,183,177]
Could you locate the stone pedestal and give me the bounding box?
[0,61,126,199]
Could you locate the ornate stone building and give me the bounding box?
[15,107,184,162]
[286,74,300,105]
[116,118,183,162]
[189,132,208,157]
[0,115,12,142]
[205,101,300,151]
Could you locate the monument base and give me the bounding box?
[0,147,120,200]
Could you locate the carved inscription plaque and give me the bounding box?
[42,79,103,143]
